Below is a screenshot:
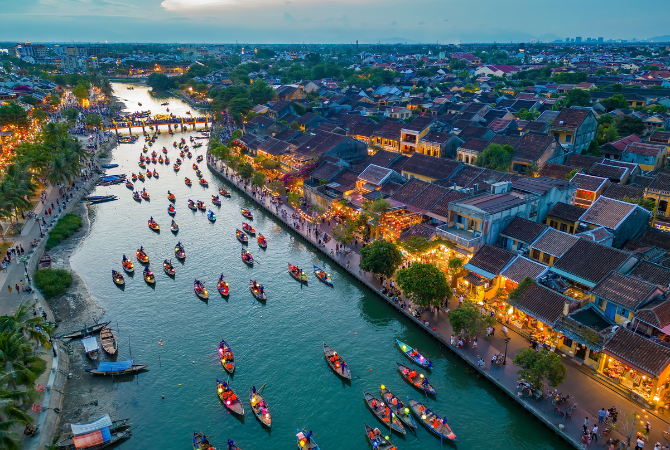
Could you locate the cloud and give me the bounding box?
[390,20,397,25]
[283,12,295,21]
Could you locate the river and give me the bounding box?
[69,82,572,450]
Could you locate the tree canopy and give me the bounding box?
[359,239,403,277]
[448,302,496,337]
[474,144,514,172]
[513,348,567,390]
[614,115,645,135]
[396,263,452,307]
[0,103,30,129]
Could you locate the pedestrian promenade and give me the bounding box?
[208,157,670,449]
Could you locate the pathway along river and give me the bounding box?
[70,83,571,450]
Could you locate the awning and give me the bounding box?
[73,431,103,449]
[463,272,487,286]
[71,414,112,436]
[82,337,98,354]
[463,263,495,280]
[96,360,133,373]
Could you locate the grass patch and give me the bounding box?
[34,268,73,299]
[0,241,14,255]
[98,152,108,158]
[46,213,82,250]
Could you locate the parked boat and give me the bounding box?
[364,423,397,450]
[55,416,130,449]
[218,340,235,373]
[249,280,266,301]
[241,209,253,219]
[323,342,351,380]
[407,397,457,441]
[249,386,271,428]
[396,339,432,369]
[62,322,111,340]
[397,362,436,395]
[86,359,148,376]
[216,379,244,416]
[313,265,333,286]
[363,390,405,435]
[82,335,99,361]
[380,385,416,430]
[288,264,307,283]
[257,234,267,249]
[100,326,117,355]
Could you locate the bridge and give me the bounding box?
[103,115,213,133]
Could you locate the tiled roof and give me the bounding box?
[358,164,393,186]
[513,134,555,163]
[389,178,430,204]
[648,173,670,193]
[624,142,665,156]
[500,256,548,284]
[400,224,436,242]
[443,165,484,189]
[511,177,571,196]
[500,217,547,244]
[589,163,628,181]
[631,175,656,188]
[539,163,578,180]
[408,184,449,210]
[459,126,490,139]
[311,162,342,181]
[328,170,360,193]
[348,122,380,138]
[579,196,640,230]
[531,228,579,257]
[513,283,574,326]
[428,190,472,219]
[553,107,591,128]
[488,118,513,132]
[460,138,490,153]
[637,228,670,252]
[635,300,670,330]
[649,131,670,143]
[489,135,522,147]
[565,154,604,171]
[552,239,631,285]
[591,272,658,309]
[604,327,670,377]
[364,150,402,168]
[455,192,527,214]
[607,134,642,151]
[603,184,645,202]
[402,115,434,132]
[400,153,462,180]
[420,132,456,145]
[547,202,584,223]
[466,245,516,277]
[570,173,608,193]
[630,261,670,288]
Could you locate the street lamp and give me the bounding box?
[503,337,511,365]
[19,255,30,284]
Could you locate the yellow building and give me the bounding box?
[645,173,670,231]
[528,228,579,267]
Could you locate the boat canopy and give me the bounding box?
[70,413,112,435]
[82,337,99,354]
[96,359,133,372]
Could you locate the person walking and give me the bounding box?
[591,425,598,442]
[583,417,589,434]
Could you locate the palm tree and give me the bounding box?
[0,368,37,450]
[0,332,46,390]
[40,122,67,146]
[46,153,74,187]
[0,300,52,349]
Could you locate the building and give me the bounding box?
[570,173,610,208]
[621,142,667,171]
[578,196,651,248]
[511,134,563,174]
[529,228,580,266]
[400,116,434,154]
[399,152,462,182]
[548,107,598,154]
[417,132,464,159]
[590,272,664,324]
[500,217,548,252]
[461,245,516,301]
[545,202,585,234]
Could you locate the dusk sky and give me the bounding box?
[2,0,670,44]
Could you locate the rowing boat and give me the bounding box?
[217,274,229,296]
[100,326,117,355]
[323,342,351,379]
[194,279,208,300]
[249,280,266,301]
[171,220,179,233]
[55,417,130,449]
[288,264,307,283]
[112,270,124,286]
[62,322,111,340]
[236,229,248,244]
[168,205,176,216]
[216,379,244,416]
[163,259,175,276]
[364,423,397,450]
[396,362,436,395]
[136,248,149,263]
[396,339,432,369]
[122,255,134,274]
[207,210,216,222]
[143,266,155,284]
[407,397,457,441]
[241,249,253,265]
[199,179,208,187]
[86,360,148,376]
[212,195,221,206]
[257,234,267,249]
[188,199,197,211]
[167,191,176,202]
[192,431,215,450]
[175,242,186,259]
[249,386,271,428]
[363,390,406,434]
[218,340,235,373]
[132,191,141,202]
[185,177,192,186]
[241,209,253,219]
[242,223,255,235]
[380,385,416,430]
[220,189,231,198]
[196,200,205,211]
[313,265,333,286]
[148,218,159,231]
[296,429,319,450]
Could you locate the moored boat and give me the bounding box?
[296,429,319,450]
[257,234,267,248]
[125,180,133,189]
[194,279,208,299]
[207,210,216,222]
[249,386,271,428]
[364,423,397,450]
[380,385,416,430]
[397,362,436,395]
[82,335,99,361]
[163,259,175,276]
[241,208,253,219]
[407,396,457,441]
[323,342,351,380]
[218,340,235,373]
[55,416,130,449]
[131,173,137,181]
[100,326,118,355]
[396,339,432,369]
[61,322,111,340]
[112,270,124,286]
[249,280,266,300]
[216,379,244,416]
[288,263,307,283]
[86,359,148,376]
[236,229,248,244]
[313,265,333,286]
[363,390,406,435]
[211,195,221,206]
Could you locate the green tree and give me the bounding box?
[585,140,602,156]
[595,69,606,76]
[513,348,567,390]
[597,114,614,126]
[565,89,591,107]
[146,73,174,92]
[85,113,102,128]
[446,256,464,278]
[516,108,538,121]
[0,301,51,349]
[237,162,254,179]
[359,239,403,277]
[448,302,496,337]
[596,124,619,145]
[332,221,356,248]
[31,109,47,122]
[247,80,277,105]
[474,144,514,172]
[0,103,29,129]
[61,108,79,123]
[648,104,668,114]
[602,94,629,110]
[614,115,645,135]
[251,172,265,188]
[72,84,88,103]
[396,263,452,307]
[209,143,231,160]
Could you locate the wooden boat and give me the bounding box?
[288,264,307,283]
[163,259,175,276]
[140,190,150,200]
[153,170,159,179]
[219,188,231,198]
[125,180,133,189]
[194,279,208,300]
[313,265,333,286]
[236,229,248,244]
[380,385,416,430]
[173,163,180,172]
[112,270,124,286]
[38,252,51,269]
[195,170,203,178]
[323,342,351,380]
[296,429,319,450]
[171,220,179,233]
[138,161,146,169]
[162,146,168,153]
[55,417,130,449]
[242,223,255,235]
[138,172,145,181]
[136,248,149,263]
[185,177,192,186]
[151,157,157,164]
[241,249,253,265]
[257,234,267,249]
[100,326,117,355]
[193,163,199,170]
[176,158,182,165]
[196,200,205,211]
[131,173,137,181]
[363,390,405,435]
[187,152,192,158]
[57,428,132,450]
[212,195,221,206]
[396,339,432,369]
[218,340,235,373]
[148,218,160,231]
[364,423,397,450]
[188,199,197,211]
[146,169,153,178]
[407,397,457,441]
[165,157,170,165]
[217,274,229,296]
[158,156,164,164]
[396,362,436,395]
[62,322,111,340]
[249,387,271,428]
[82,335,99,361]
[175,242,186,259]
[168,205,176,216]
[249,280,266,300]
[122,255,134,273]
[193,431,216,450]
[197,155,204,162]
[216,379,244,416]
[86,360,148,376]
[207,210,216,222]
[143,266,155,284]
[167,191,176,202]
[132,191,141,202]
[241,209,253,219]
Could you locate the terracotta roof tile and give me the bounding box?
[513,283,574,326]
[591,272,658,309]
[579,196,641,230]
[466,245,516,277]
[500,256,548,284]
[603,184,645,202]
[389,178,430,204]
[570,173,608,193]
[531,228,579,257]
[635,300,670,330]
[552,239,631,285]
[547,202,584,223]
[589,163,628,181]
[539,163,578,180]
[630,261,670,288]
[428,190,472,219]
[604,328,670,377]
[500,217,547,244]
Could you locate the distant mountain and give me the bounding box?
[537,33,563,43]
[643,35,670,42]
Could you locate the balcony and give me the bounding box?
[436,225,482,251]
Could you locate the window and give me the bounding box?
[565,134,572,143]
[596,297,604,307]
[559,223,567,232]
[617,306,628,318]
[456,214,463,224]
[562,337,573,348]
[554,133,560,141]
[542,253,551,264]
[531,249,540,260]
[550,220,557,228]
[569,226,574,233]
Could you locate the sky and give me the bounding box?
[2,0,670,44]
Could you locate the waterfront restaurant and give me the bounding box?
[462,245,516,302]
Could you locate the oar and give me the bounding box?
[258,383,266,395]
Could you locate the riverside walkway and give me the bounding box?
[207,155,670,450]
